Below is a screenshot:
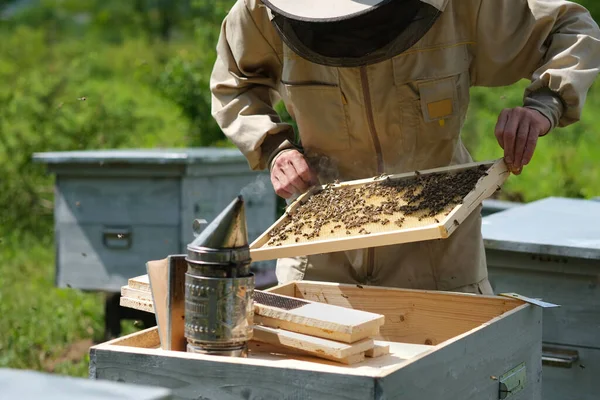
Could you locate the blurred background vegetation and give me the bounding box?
[0,0,599,378]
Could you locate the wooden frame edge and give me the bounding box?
[249,159,508,262]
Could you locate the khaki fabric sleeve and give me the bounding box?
[210,0,295,171]
[471,0,600,129]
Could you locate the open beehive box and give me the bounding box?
[249,159,509,261]
[94,280,542,400]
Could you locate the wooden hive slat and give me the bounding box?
[251,325,375,360]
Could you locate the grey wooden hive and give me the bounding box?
[482,196,600,400]
[33,148,277,292]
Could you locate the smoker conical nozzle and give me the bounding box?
[186,195,251,266]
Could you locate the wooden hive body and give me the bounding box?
[98,280,542,400]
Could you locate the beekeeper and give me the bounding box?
[210,0,600,294]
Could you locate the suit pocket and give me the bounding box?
[282,82,351,152]
[392,43,471,143]
[415,75,462,141]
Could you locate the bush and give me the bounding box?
[0,27,191,235]
[463,80,600,202]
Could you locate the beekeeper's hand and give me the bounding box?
[270,150,319,199]
[494,107,551,175]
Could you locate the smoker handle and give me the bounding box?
[102,227,132,249]
[542,347,579,368]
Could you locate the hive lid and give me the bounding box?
[186,195,250,264]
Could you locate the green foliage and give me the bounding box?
[462,79,600,202]
[579,0,600,21]
[157,54,226,147]
[0,27,192,234]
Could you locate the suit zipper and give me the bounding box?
[359,67,384,174]
[360,66,383,282]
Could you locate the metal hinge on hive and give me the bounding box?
[498,293,560,308]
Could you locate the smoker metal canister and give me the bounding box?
[184,195,254,357]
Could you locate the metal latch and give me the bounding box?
[498,362,526,399]
[498,293,560,308]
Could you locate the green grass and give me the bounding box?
[0,232,141,377]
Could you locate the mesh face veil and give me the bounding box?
[264,0,443,67]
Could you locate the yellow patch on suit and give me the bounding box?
[427,99,453,126]
[418,77,458,127]
[427,98,453,119]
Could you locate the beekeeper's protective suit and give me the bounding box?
[210,0,600,294]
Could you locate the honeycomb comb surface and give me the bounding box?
[264,165,489,247]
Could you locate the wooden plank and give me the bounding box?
[386,342,434,359]
[164,256,187,352]
[249,159,509,262]
[254,314,380,344]
[247,339,427,364]
[253,291,385,343]
[263,281,297,297]
[121,285,152,303]
[294,281,521,345]
[378,303,542,400]
[100,326,162,349]
[365,341,390,358]
[142,255,187,352]
[252,325,374,361]
[128,275,150,291]
[251,339,367,365]
[120,297,154,314]
[147,257,171,351]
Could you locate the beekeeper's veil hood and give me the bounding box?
[263,0,447,67]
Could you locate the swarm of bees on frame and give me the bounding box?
[266,165,489,247]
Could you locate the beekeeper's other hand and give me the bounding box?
[494,107,551,175]
[270,150,319,199]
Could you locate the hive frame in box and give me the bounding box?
[249,159,509,261]
[94,280,542,400]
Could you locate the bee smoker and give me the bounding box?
[184,195,254,357]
